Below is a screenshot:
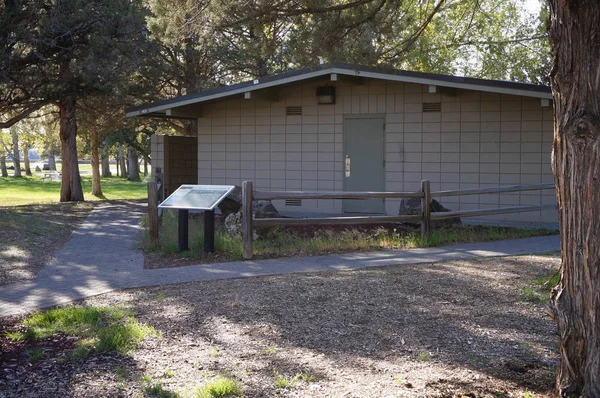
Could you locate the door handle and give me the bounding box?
[345,155,351,177]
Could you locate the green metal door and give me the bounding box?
[343,117,385,214]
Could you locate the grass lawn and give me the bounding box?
[0,175,147,206]
[5,161,101,174]
[0,254,560,397]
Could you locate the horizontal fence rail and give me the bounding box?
[253,190,424,200]
[430,204,556,220]
[431,182,555,198]
[253,214,423,228]
[241,180,557,260]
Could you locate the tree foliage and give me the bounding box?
[0,0,154,200]
[1,0,551,200]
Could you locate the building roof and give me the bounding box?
[125,62,552,118]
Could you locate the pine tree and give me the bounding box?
[0,0,154,201]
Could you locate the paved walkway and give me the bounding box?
[0,203,561,318]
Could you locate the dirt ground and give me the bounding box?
[0,254,560,397]
[0,203,93,285]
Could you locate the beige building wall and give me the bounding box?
[196,77,556,224]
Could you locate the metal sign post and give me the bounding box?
[204,210,215,252]
[158,185,235,253]
[178,209,189,251]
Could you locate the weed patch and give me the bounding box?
[272,370,312,389]
[142,211,243,260]
[522,270,560,303]
[195,376,242,398]
[25,347,44,362]
[145,383,179,398]
[143,212,557,265]
[141,375,180,398]
[9,306,157,358]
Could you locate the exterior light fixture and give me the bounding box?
[316,86,336,104]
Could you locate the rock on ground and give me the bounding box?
[218,186,243,217]
[398,197,461,227]
[224,201,280,238]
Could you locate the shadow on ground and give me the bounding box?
[0,254,560,397]
[119,255,560,396]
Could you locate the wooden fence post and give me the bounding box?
[421,180,431,239]
[242,181,254,260]
[147,181,159,246]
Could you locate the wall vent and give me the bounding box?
[286,106,303,116]
[422,102,442,112]
[285,199,302,207]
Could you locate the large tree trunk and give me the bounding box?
[548,1,600,396]
[0,155,7,177]
[91,127,102,196]
[11,125,21,177]
[48,152,56,171]
[22,142,31,176]
[45,142,57,171]
[118,145,127,178]
[101,140,112,177]
[58,96,84,202]
[127,145,140,181]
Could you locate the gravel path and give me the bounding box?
[0,203,560,318]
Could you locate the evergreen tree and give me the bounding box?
[0,0,154,201]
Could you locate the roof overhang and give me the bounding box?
[126,63,552,118]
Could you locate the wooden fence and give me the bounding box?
[147,181,161,246]
[241,180,556,260]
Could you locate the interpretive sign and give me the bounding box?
[158,185,236,210]
[158,184,236,253]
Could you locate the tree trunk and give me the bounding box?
[115,154,120,177]
[48,152,56,171]
[118,145,127,178]
[58,96,84,202]
[143,157,148,177]
[23,142,31,176]
[0,155,7,177]
[101,140,112,177]
[45,141,57,171]
[548,1,600,396]
[127,145,140,181]
[91,127,102,196]
[11,125,21,177]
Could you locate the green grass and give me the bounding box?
[260,345,277,356]
[145,383,180,398]
[194,376,242,398]
[115,366,129,381]
[7,306,158,358]
[0,175,147,206]
[4,330,25,341]
[142,211,243,259]
[522,271,560,303]
[25,347,45,362]
[254,225,555,256]
[141,375,180,398]
[272,369,312,389]
[144,212,557,262]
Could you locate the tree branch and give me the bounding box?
[220,0,383,28]
[0,102,51,129]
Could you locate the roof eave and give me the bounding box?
[125,66,552,117]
